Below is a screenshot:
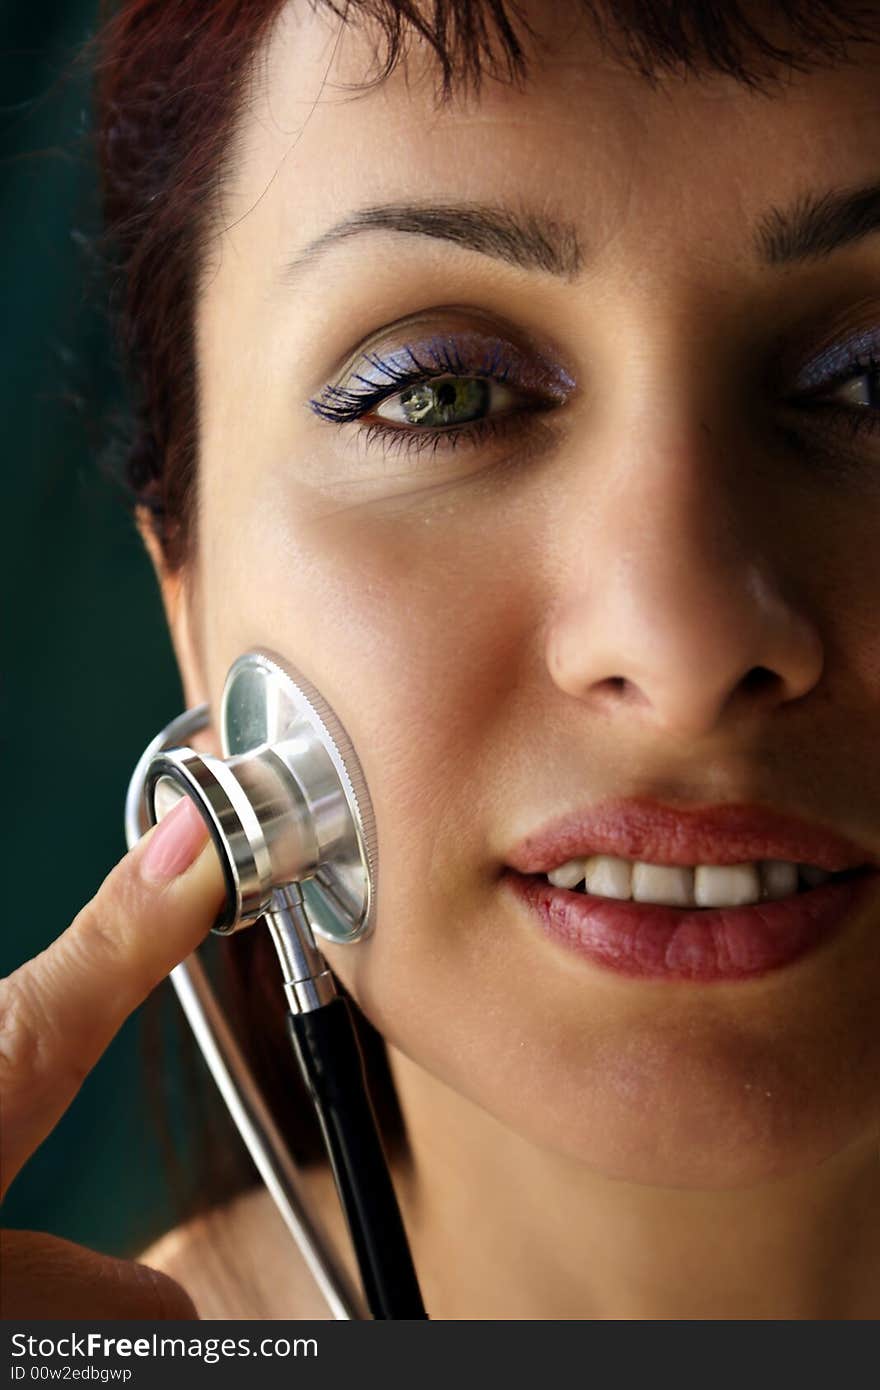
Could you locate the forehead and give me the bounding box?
[214,1,880,277]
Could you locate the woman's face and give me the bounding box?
[176,1,880,1186]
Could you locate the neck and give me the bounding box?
[385,1044,880,1320]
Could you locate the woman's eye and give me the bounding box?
[371,375,518,429]
[820,367,879,409]
[308,333,572,461]
[791,339,880,445]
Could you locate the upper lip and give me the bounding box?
[505,797,876,874]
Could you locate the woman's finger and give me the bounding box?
[0,1228,198,1318]
[0,797,227,1197]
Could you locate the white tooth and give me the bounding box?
[760,859,798,900]
[694,863,761,907]
[583,855,632,899]
[547,858,586,888]
[631,862,694,906]
[798,863,832,887]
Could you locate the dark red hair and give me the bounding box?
[88,0,880,1224]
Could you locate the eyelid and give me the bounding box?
[345,331,573,401]
[793,326,880,392]
[313,305,577,395]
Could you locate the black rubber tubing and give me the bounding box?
[287,996,428,1319]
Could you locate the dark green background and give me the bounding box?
[2,4,193,1257]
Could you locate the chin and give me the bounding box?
[461,1014,880,1189]
[330,881,880,1193]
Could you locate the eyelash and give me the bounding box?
[308,341,551,459]
[308,340,880,459]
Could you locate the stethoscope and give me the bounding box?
[124,648,427,1320]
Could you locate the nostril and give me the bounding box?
[595,675,650,708]
[741,666,779,696]
[601,675,638,701]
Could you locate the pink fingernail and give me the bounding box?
[141,796,209,884]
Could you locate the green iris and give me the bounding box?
[397,376,490,427]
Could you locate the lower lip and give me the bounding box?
[504,867,880,982]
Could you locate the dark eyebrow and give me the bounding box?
[279,202,585,284]
[754,180,880,265]
[279,183,880,285]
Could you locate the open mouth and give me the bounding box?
[504,862,880,983]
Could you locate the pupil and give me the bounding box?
[435,381,457,407]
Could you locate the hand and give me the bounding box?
[0,796,227,1317]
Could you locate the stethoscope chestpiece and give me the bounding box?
[131,649,377,944]
[144,741,314,933]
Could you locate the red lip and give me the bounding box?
[505,868,880,982]
[505,797,875,874]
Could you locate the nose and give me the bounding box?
[545,415,824,741]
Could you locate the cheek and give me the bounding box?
[201,472,540,946]
[801,506,880,693]
[272,506,525,860]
